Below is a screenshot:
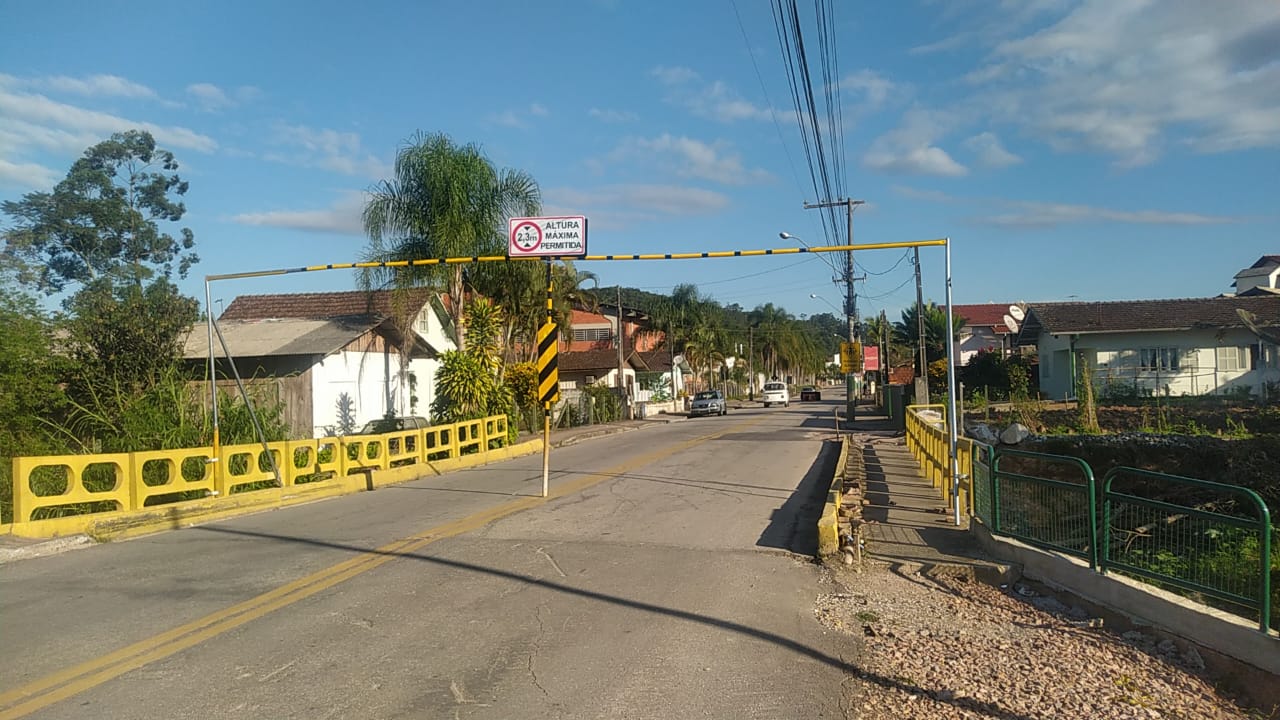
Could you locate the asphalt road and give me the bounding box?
[1,393,855,719]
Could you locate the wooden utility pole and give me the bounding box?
[803,198,864,423]
[914,247,929,404]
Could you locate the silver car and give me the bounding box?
[689,390,728,417]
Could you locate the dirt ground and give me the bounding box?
[818,562,1271,720]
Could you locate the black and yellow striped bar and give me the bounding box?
[204,239,949,282]
[537,321,559,405]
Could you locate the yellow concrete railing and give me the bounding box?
[10,415,510,526]
[904,404,974,515]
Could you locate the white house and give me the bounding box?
[1233,255,1280,296]
[184,289,454,437]
[1015,295,1280,400]
[951,303,1019,365]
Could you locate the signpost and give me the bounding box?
[511,216,587,498]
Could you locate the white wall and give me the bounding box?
[956,327,1004,365]
[1035,327,1280,401]
[311,349,406,436]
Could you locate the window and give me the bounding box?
[1217,346,1250,372]
[572,326,612,342]
[1138,348,1181,372]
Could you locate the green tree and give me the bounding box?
[431,299,514,425]
[362,132,541,352]
[2,130,197,293]
[893,301,967,365]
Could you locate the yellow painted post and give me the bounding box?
[538,260,559,499]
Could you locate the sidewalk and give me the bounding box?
[846,409,1002,575]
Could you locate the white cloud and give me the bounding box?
[892,185,1240,227]
[486,103,550,128]
[970,1,1280,163]
[863,110,967,177]
[588,107,637,123]
[186,83,260,111]
[609,134,772,185]
[269,123,389,178]
[0,158,61,190]
[0,86,217,153]
[840,70,895,109]
[977,200,1237,228]
[651,66,772,123]
[230,191,366,235]
[964,131,1022,167]
[544,184,729,230]
[42,74,157,99]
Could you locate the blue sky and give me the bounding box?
[2,0,1278,324]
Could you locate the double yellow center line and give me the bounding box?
[0,418,762,719]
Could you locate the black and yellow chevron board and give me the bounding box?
[537,321,559,405]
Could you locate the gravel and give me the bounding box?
[814,562,1257,719]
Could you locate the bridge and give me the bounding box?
[1,388,1275,718]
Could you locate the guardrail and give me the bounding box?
[990,449,1099,568]
[10,415,510,525]
[904,403,972,514]
[1102,467,1272,633]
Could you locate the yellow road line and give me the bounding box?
[0,418,763,719]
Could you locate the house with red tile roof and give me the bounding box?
[184,289,452,437]
[950,303,1020,365]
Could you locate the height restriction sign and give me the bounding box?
[509,216,587,257]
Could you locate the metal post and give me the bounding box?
[748,325,754,401]
[944,238,961,526]
[915,246,928,404]
[205,280,221,486]
[543,260,552,498]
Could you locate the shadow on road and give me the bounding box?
[192,523,1041,720]
[755,439,839,556]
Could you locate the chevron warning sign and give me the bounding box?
[537,321,559,405]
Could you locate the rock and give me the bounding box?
[968,423,1000,445]
[1182,646,1205,671]
[1000,422,1031,444]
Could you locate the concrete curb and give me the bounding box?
[816,438,848,557]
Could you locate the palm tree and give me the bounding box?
[892,301,967,365]
[362,131,541,352]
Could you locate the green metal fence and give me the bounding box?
[990,449,1099,569]
[1101,467,1273,633]
[971,441,994,526]
[974,447,1275,633]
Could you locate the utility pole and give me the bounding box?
[748,325,754,401]
[880,309,889,409]
[803,198,864,424]
[914,247,929,405]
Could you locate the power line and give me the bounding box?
[634,255,819,291]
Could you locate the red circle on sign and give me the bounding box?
[511,221,543,253]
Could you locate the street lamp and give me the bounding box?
[781,232,839,274]
[810,293,841,314]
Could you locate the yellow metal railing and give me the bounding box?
[9,414,511,524]
[904,404,975,516]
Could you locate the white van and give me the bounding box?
[762,382,789,408]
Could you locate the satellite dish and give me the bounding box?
[1003,315,1021,333]
[1008,305,1025,321]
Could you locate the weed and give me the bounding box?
[855,610,880,623]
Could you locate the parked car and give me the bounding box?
[800,386,821,401]
[762,382,789,408]
[689,390,728,417]
[358,416,430,434]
